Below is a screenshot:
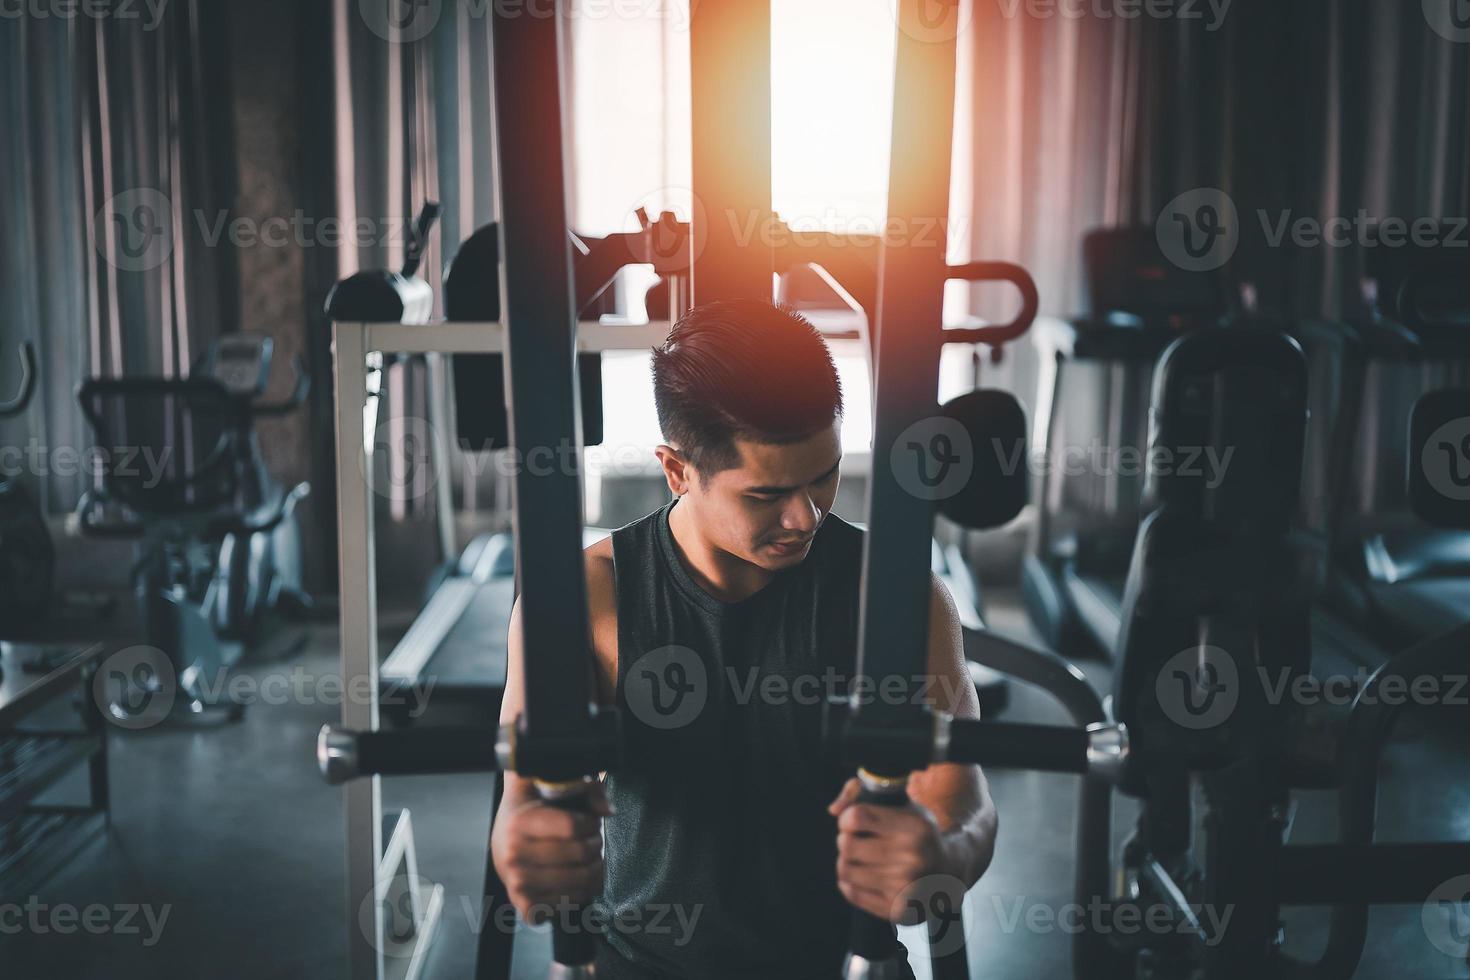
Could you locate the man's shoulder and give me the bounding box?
[585,535,615,593]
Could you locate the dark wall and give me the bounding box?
[224,0,329,593]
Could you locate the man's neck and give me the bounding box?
[667,498,774,603]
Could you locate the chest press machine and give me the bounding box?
[316,1,1072,977]
[320,2,1470,978]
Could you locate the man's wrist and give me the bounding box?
[936,827,980,886]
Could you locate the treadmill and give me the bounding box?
[1320,239,1470,651]
[1022,227,1230,656]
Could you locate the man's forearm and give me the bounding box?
[938,794,998,886]
[915,763,998,887]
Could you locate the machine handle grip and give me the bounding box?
[402,201,442,278]
[847,776,909,964]
[944,720,1089,772]
[209,482,310,539]
[74,491,145,539]
[252,355,311,416]
[537,780,600,970]
[0,342,37,418]
[941,262,1040,347]
[316,725,503,785]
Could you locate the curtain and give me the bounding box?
[314,0,506,579]
[0,2,236,513]
[947,0,1470,556]
[954,0,1470,321]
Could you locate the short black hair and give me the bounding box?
[652,299,843,474]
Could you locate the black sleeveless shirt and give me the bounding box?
[593,499,881,980]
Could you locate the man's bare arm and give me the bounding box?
[907,574,998,887]
[489,545,617,920]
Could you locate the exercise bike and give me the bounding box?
[0,343,55,643]
[76,335,311,723]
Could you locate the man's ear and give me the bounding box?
[654,445,692,496]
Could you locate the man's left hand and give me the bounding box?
[829,777,950,923]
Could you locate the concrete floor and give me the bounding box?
[4,596,1469,980]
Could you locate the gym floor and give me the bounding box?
[5,595,1467,980]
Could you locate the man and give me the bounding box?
[491,299,997,979]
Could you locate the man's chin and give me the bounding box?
[760,539,813,565]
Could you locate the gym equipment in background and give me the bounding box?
[322,216,671,978]
[324,202,440,325]
[0,343,55,636]
[194,335,313,639]
[1319,235,1470,648]
[1023,227,1232,658]
[75,335,311,722]
[847,330,1470,980]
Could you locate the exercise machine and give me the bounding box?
[195,335,313,639]
[318,2,1041,979]
[1023,227,1231,657]
[0,343,54,635]
[1320,236,1470,648]
[76,335,311,721]
[322,215,672,979]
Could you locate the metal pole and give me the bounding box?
[689,0,774,303]
[332,321,385,980]
[845,1,968,976]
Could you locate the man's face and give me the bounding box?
[685,422,843,570]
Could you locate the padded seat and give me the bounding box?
[1364,578,1470,645]
[1361,529,1470,584]
[1062,569,1127,656]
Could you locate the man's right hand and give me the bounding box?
[491,779,613,924]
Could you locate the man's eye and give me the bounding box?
[749,494,781,504]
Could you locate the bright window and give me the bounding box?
[575,0,976,524]
[771,0,896,233]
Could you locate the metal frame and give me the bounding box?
[331,2,1035,978]
[689,0,773,303]
[0,643,109,896]
[331,319,669,980]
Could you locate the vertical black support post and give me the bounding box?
[474,773,514,980]
[488,4,604,977]
[689,0,774,304]
[490,0,593,778]
[858,2,960,718]
[845,1,968,977]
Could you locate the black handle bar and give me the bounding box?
[75,491,146,539]
[403,201,442,278]
[0,343,38,418]
[207,481,310,539]
[251,355,311,416]
[941,262,1040,347]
